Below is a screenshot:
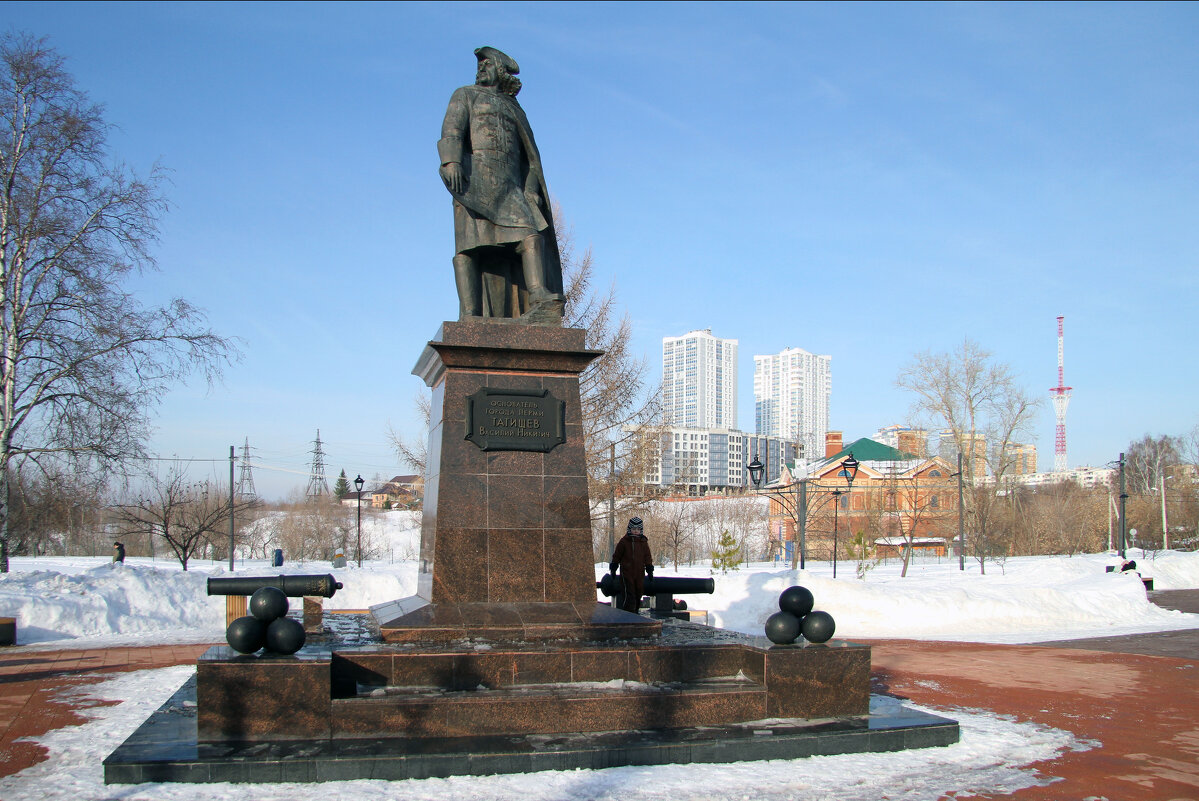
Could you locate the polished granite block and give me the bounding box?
[303,597,324,634]
[105,677,959,785]
[336,639,758,693]
[375,601,661,643]
[326,683,769,739]
[413,322,600,387]
[485,477,544,528]
[542,476,590,528]
[764,641,871,718]
[196,647,332,742]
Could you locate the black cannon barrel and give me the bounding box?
[645,576,715,596]
[596,573,714,598]
[206,574,343,598]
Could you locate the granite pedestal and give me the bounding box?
[106,322,959,783]
[105,617,959,784]
[374,322,658,643]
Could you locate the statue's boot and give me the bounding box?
[454,254,482,318]
[518,234,564,305]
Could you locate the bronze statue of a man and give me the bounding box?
[438,47,565,325]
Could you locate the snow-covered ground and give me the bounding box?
[2,548,1196,648]
[1,544,1195,800]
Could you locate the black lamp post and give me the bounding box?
[354,474,365,567]
[831,454,859,578]
[952,452,966,570]
[831,489,843,577]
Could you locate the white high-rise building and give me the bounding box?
[753,347,831,462]
[628,425,798,495]
[662,330,737,430]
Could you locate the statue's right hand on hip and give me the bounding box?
[440,162,467,195]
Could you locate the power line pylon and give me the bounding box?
[1050,316,1072,474]
[236,437,257,500]
[305,429,331,502]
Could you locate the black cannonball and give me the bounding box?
[764,611,801,644]
[249,586,289,622]
[265,616,306,655]
[226,615,267,654]
[778,585,815,617]
[800,610,836,644]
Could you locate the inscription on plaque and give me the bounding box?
[464,387,566,452]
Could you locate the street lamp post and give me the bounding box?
[354,474,365,567]
[831,489,842,578]
[952,452,966,571]
[832,454,860,579]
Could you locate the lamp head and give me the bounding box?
[354,474,364,492]
[748,456,764,488]
[841,454,860,487]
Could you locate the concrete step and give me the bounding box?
[330,677,767,739]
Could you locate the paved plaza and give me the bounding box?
[2,592,1196,798]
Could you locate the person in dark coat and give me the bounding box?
[609,517,654,613]
[112,541,125,563]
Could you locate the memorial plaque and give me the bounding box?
[464,387,565,452]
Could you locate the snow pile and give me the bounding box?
[0,667,1090,801]
[1134,548,1199,589]
[619,550,1199,644]
[0,562,222,644]
[2,550,1197,647]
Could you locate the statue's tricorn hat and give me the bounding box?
[475,46,519,75]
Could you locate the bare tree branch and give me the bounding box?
[0,35,237,569]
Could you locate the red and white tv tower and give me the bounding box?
[1050,316,1072,473]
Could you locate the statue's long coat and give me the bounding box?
[438,84,563,296]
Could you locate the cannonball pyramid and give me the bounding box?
[226,586,306,655]
[764,584,835,644]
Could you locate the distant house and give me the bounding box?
[873,536,950,560]
[340,490,374,507]
[764,432,958,563]
[370,475,423,509]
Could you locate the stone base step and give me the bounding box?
[330,678,767,739]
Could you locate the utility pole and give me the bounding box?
[1118,452,1128,558]
[608,443,616,558]
[1160,474,1170,550]
[228,445,235,571]
[957,452,966,571]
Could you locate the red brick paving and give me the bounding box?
[871,639,1199,800]
[0,644,213,778]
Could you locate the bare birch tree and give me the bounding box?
[111,467,256,571]
[896,339,1041,573]
[0,36,234,569]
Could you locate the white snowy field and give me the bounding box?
[1,546,1196,648]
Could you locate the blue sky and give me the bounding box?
[4,2,1197,498]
